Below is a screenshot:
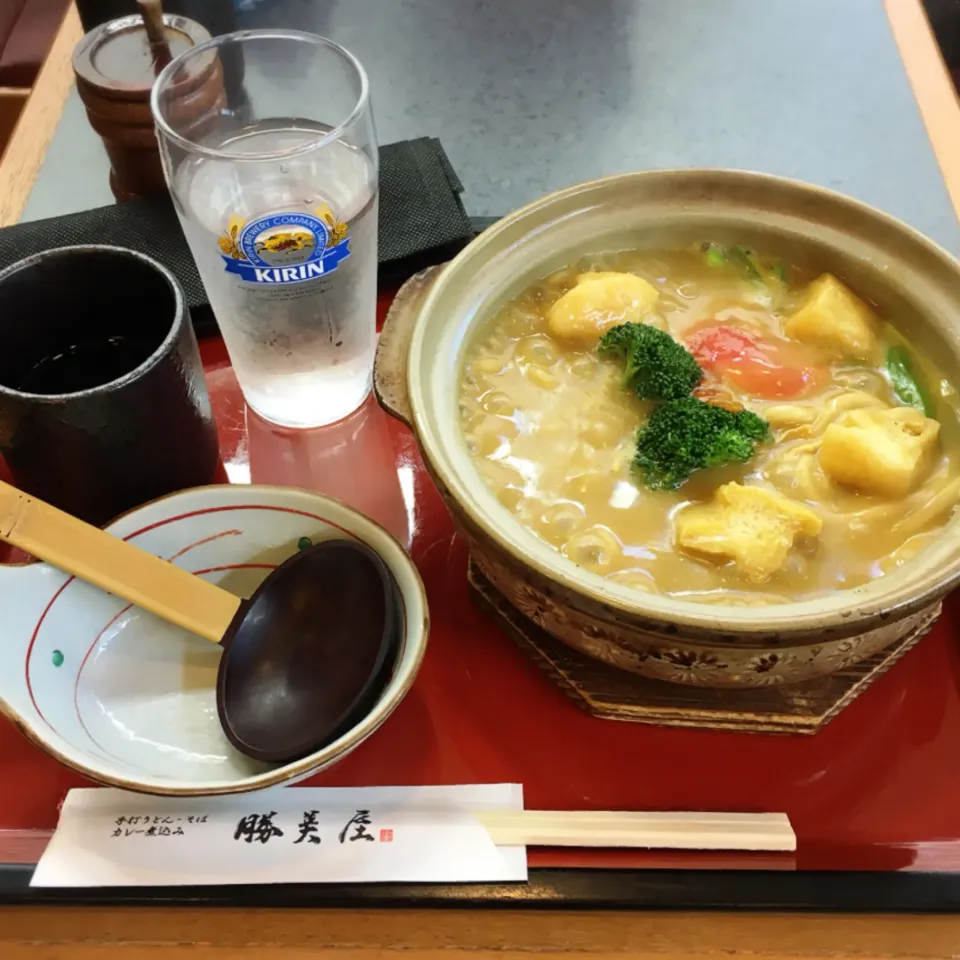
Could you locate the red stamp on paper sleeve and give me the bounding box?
[379,828,394,843]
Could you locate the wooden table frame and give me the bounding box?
[2,1,960,956]
[0,2,82,228]
[4,905,960,959]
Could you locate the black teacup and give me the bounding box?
[0,245,220,526]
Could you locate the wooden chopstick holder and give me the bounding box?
[472,810,795,851]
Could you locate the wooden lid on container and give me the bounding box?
[73,13,215,102]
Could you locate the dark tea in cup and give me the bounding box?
[17,335,161,395]
[0,245,220,525]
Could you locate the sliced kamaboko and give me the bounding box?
[685,322,825,399]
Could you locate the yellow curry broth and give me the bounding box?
[458,249,960,603]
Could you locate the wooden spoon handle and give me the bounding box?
[472,810,796,851]
[137,0,173,70]
[0,482,240,643]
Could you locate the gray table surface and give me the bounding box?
[19,0,960,256]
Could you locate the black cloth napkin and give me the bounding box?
[0,138,475,337]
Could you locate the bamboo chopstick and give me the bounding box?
[472,810,795,852]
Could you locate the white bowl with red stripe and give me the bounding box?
[0,485,429,796]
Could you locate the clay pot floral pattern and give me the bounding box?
[744,652,809,687]
[464,526,942,688]
[511,581,554,624]
[653,650,729,685]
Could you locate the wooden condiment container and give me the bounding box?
[73,13,224,201]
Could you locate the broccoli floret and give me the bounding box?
[633,397,769,490]
[597,322,702,401]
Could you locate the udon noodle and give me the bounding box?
[458,247,960,604]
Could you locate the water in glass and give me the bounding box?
[176,121,377,428]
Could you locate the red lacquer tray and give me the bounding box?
[3,291,960,909]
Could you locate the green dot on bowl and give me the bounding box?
[52,650,64,668]
[297,537,312,551]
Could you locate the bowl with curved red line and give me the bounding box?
[0,484,429,796]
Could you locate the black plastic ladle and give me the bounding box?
[0,480,403,764]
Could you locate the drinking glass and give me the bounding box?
[152,30,378,428]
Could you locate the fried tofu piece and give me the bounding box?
[674,483,822,583]
[820,406,940,497]
[547,272,659,342]
[784,274,879,362]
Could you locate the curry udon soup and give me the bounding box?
[458,245,960,605]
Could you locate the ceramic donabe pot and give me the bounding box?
[374,171,960,689]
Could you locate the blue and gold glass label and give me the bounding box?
[217,205,350,285]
